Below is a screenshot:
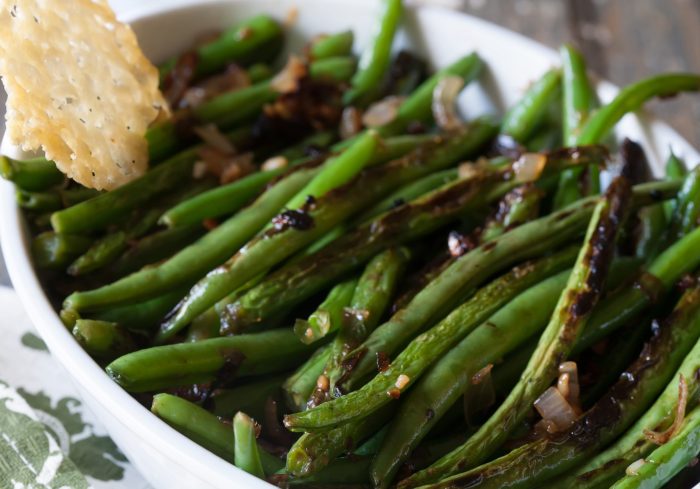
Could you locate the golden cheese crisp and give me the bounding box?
[0,0,168,190]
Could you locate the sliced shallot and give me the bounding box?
[513,153,547,183]
[362,96,405,128]
[432,75,465,131]
[643,373,688,445]
[271,55,308,94]
[533,386,578,433]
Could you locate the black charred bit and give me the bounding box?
[620,138,651,185]
[271,209,315,231]
[568,177,632,321]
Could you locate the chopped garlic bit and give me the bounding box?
[261,156,289,172]
[395,374,410,390]
[625,458,646,476]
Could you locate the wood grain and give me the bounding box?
[462,0,700,151]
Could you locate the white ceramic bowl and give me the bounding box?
[1,1,699,488]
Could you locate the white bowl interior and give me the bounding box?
[1,1,698,488]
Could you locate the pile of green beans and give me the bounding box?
[4,3,700,488]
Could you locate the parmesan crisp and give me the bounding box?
[0,0,168,190]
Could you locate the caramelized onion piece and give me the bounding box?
[533,386,578,433]
[557,361,582,414]
[340,106,363,139]
[197,146,255,185]
[432,75,465,131]
[180,64,251,109]
[362,96,405,128]
[271,55,308,94]
[464,364,495,426]
[644,374,688,445]
[193,123,236,154]
[513,153,547,183]
[626,458,647,476]
[261,156,289,172]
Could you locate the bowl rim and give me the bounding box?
[1,1,698,488]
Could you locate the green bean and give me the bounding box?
[323,248,410,397]
[610,405,700,489]
[186,308,221,342]
[16,187,100,213]
[480,184,544,242]
[16,188,61,212]
[285,131,380,210]
[665,151,687,179]
[210,374,286,420]
[151,394,284,474]
[414,279,700,489]
[486,256,642,404]
[344,0,403,106]
[91,288,188,333]
[50,148,198,234]
[286,457,372,486]
[152,393,235,462]
[354,426,390,457]
[402,178,632,487]
[561,44,598,146]
[295,279,359,345]
[0,155,65,191]
[554,44,600,209]
[577,74,700,146]
[340,181,608,391]
[221,145,601,335]
[377,53,483,137]
[308,56,358,82]
[501,68,562,144]
[159,15,284,80]
[160,169,283,228]
[107,329,315,392]
[663,150,687,222]
[247,63,274,84]
[575,223,700,352]
[32,232,93,270]
[162,122,497,338]
[68,232,130,276]
[310,30,354,60]
[286,405,393,477]
[283,347,331,413]
[71,182,215,273]
[109,224,204,278]
[356,168,458,223]
[72,319,135,360]
[219,169,495,333]
[371,268,572,488]
[233,411,266,478]
[636,204,668,259]
[561,335,700,488]
[64,166,316,312]
[667,166,700,242]
[368,133,438,165]
[189,80,278,129]
[283,247,579,431]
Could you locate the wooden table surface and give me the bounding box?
[460,0,700,147]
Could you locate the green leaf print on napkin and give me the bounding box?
[20,388,128,482]
[0,380,89,489]
[21,331,49,351]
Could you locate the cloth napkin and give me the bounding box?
[0,287,151,489]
